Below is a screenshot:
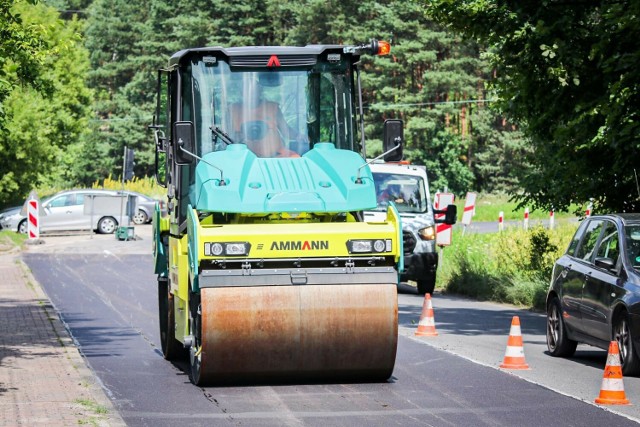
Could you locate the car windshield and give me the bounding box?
[185,57,355,158]
[372,172,429,214]
[625,224,640,270]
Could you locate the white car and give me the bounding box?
[1,189,133,234]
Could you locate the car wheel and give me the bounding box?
[546,297,578,357]
[17,219,27,234]
[613,311,640,376]
[133,209,148,225]
[97,216,117,234]
[417,272,436,295]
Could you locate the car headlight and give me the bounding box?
[204,242,250,256]
[418,226,436,241]
[347,239,392,254]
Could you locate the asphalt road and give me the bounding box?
[20,226,640,426]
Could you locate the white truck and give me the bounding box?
[364,162,456,295]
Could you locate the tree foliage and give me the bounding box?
[424,0,640,212]
[0,1,92,206]
[2,0,534,206]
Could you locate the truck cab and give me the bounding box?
[365,161,448,295]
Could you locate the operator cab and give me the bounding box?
[151,42,398,226]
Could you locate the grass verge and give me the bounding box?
[437,223,578,310]
[0,230,27,252]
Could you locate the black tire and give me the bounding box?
[417,271,436,295]
[189,298,205,385]
[613,311,640,376]
[97,216,117,234]
[17,219,27,234]
[546,297,578,357]
[158,277,182,360]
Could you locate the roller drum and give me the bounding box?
[196,284,398,383]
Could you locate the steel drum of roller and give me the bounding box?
[192,284,398,384]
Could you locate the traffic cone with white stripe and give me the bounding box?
[595,341,630,405]
[415,293,438,337]
[499,316,530,370]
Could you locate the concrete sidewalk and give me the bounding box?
[0,251,126,426]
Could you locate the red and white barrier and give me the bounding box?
[461,192,476,226]
[585,202,592,217]
[523,208,529,230]
[27,198,39,240]
[498,211,504,232]
[434,192,454,246]
[549,210,555,230]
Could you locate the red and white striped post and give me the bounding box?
[523,208,529,230]
[585,202,592,217]
[461,192,477,236]
[549,210,555,230]
[27,198,39,240]
[498,211,504,232]
[435,192,455,246]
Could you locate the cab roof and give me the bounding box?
[169,45,352,67]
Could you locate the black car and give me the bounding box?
[546,213,640,374]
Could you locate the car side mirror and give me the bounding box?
[173,121,194,165]
[383,119,403,162]
[434,204,457,225]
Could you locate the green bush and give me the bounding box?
[440,223,577,309]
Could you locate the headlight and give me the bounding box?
[204,242,250,256]
[347,239,392,254]
[418,226,436,241]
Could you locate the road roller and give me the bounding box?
[150,40,404,385]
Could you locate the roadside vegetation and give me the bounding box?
[437,223,578,310]
[0,230,27,252]
[92,175,165,199]
[453,193,581,222]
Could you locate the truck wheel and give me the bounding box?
[417,272,436,295]
[97,216,117,234]
[158,277,182,360]
[546,297,577,357]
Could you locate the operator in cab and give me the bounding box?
[230,72,300,158]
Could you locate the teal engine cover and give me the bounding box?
[193,143,377,213]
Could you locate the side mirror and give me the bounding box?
[173,121,194,165]
[434,204,457,225]
[383,119,403,162]
[153,128,166,153]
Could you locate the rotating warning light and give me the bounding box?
[376,40,391,56]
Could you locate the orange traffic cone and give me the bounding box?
[415,293,438,337]
[595,341,630,405]
[499,316,530,370]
